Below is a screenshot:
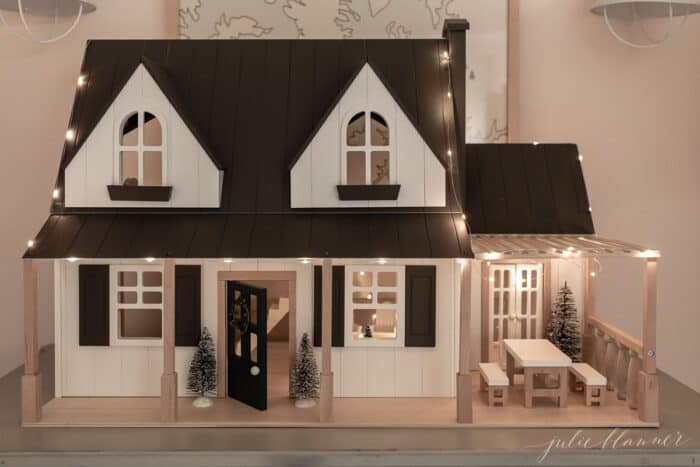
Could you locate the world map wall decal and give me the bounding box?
[178,0,508,143]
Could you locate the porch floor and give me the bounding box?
[28,372,653,428]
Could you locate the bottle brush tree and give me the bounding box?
[187,327,217,407]
[545,281,582,361]
[291,332,320,408]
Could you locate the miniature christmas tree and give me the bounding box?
[545,282,582,361]
[363,324,373,338]
[187,327,217,407]
[291,332,320,408]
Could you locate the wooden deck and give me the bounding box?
[28,372,654,428]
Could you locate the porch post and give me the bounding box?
[582,258,596,364]
[161,259,177,422]
[639,258,658,423]
[457,260,473,423]
[319,258,334,422]
[22,259,41,424]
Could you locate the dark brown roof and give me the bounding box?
[462,144,595,234]
[53,38,462,215]
[27,213,470,259]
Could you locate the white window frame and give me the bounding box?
[109,265,164,347]
[114,109,167,186]
[344,265,405,348]
[341,107,395,186]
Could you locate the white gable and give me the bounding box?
[290,63,446,208]
[64,64,222,208]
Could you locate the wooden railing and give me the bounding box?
[586,314,643,410]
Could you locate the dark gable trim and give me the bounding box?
[78,264,110,346]
[405,265,436,347]
[313,265,345,347]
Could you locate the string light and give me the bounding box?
[447,91,452,98]
[442,51,450,60]
[65,129,75,141]
[223,259,233,264]
[67,257,79,262]
[145,257,155,263]
[533,141,540,146]
[377,258,387,265]
[578,154,584,162]
[447,149,452,157]
[27,239,35,248]
[300,258,310,264]
[52,188,60,200]
[461,213,467,220]
[77,74,87,87]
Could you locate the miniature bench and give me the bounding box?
[569,363,606,406]
[479,362,509,407]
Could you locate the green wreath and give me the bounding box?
[229,295,250,333]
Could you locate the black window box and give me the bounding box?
[336,184,401,201]
[107,185,173,202]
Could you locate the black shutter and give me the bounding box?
[313,265,345,347]
[175,265,201,346]
[79,264,109,346]
[405,265,437,347]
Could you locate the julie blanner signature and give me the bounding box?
[526,428,691,463]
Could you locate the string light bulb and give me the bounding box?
[52,188,60,200]
[145,257,155,263]
[223,259,233,264]
[378,258,387,265]
[447,149,452,157]
[77,74,87,87]
[67,257,79,263]
[27,239,35,248]
[578,154,584,162]
[447,91,452,98]
[461,213,467,221]
[442,51,450,60]
[65,129,75,141]
[300,257,310,264]
[533,141,540,146]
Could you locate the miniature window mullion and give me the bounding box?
[137,110,144,186]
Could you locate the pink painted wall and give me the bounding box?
[517,1,700,392]
[0,0,176,378]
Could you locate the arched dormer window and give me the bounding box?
[343,111,391,186]
[117,111,165,187]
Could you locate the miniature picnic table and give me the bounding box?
[503,339,572,408]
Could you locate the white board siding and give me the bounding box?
[63,64,222,208]
[290,63,446,209]
[58,258,458,398]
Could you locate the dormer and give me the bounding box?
[290,63,447,208]
[64,61,223,208]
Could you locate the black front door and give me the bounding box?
[227,281,267,410]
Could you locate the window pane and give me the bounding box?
[142,291,162,304]
[347,112,365,146]
[250,294,258,326]
[143,151,162,186]
[118,271,137,287]
[370,112,389,145]
[377,271,396,287]
[352,291,373,304]
[347,151,366,185]
[143,112,162,146]
[120,112,139,146]
[118,291,137,304]
[377,292,396,304]
[352,271,372,287]
[142,271,162,287]
[352,309,396,340]
[120,151,139,186]
[119,308,162,338]
[371,151,390,185]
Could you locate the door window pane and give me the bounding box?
[494,270,501,288]
[142,271,162,287]
[377,271,396,287]
[250,294,258,326]
[347,112,365,146]
[371,151,390,185]
[347,151,366,185]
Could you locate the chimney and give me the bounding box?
[442,18,469,157]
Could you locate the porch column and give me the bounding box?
[161,259,177,422]
[639,258,658,423]
[22,259,41,424]
[582,258,596,364]
[457,260,473,423]
[319,259,334,422]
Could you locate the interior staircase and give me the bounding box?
[235,298,289,355]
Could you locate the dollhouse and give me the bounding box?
[21,19,660,427]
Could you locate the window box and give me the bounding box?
[336,184,401,201]
[107,185,172,202]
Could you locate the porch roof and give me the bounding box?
[470,234,660,260]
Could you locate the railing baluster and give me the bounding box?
[616,345,629,400]
[595,330,607,373]
[604,339,618,391]
[626,350,640,410]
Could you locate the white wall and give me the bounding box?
[518,1,700,392]
[64,64,222,208]
[57,258,457,398]
[0,0,175,379]
[291,63,446,209]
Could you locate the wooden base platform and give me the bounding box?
[27,373,655,428]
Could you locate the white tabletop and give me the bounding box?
[503,339,572,367]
